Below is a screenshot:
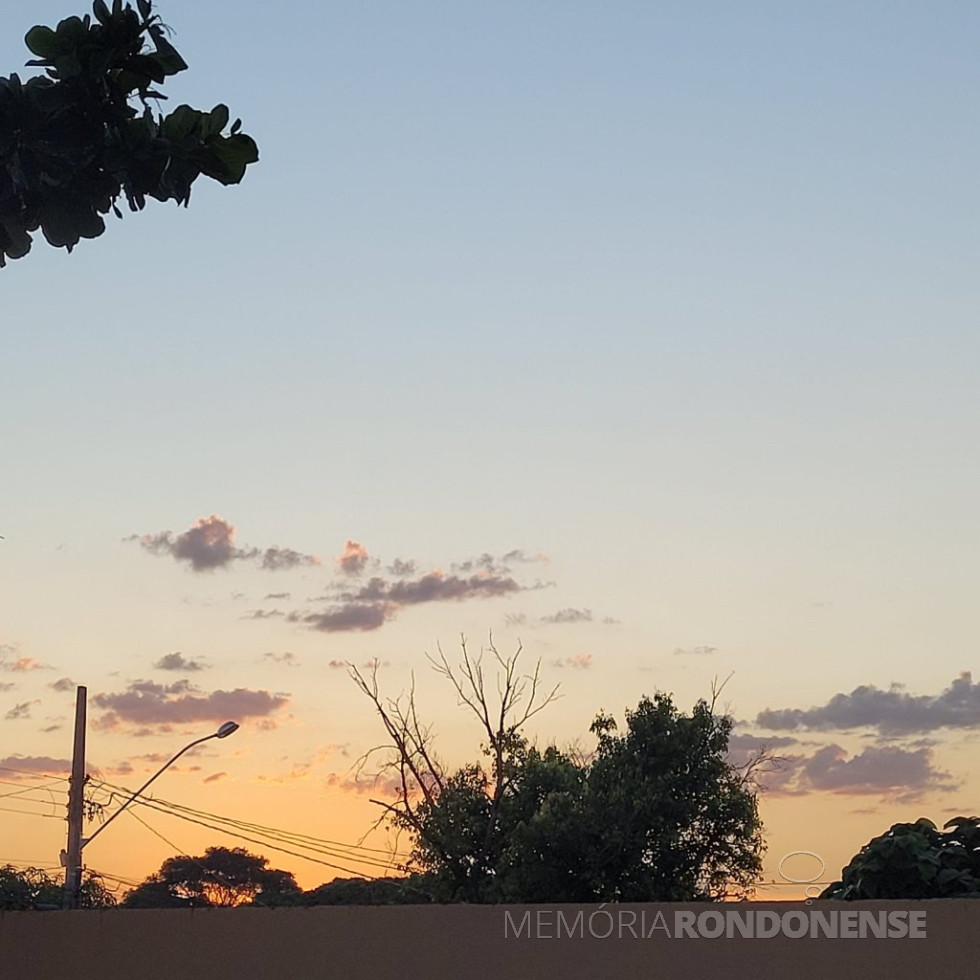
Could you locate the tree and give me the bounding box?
[303,875,434,906]
[351,638,766,903]
[0,865,115,909]
[821,816,980,900]
[0,0,258,267]
[121,846,302,908]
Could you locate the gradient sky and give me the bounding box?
[2,0,978,898]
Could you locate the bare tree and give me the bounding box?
[348,635,559,871]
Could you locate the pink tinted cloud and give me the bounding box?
[92,680,288,730]
[337,540,370,576]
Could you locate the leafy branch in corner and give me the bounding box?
[0,0,259,266]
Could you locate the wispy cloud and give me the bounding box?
[48,677,76,692]
[550,653,593,669]
[452,550,548,575]
[154,652,208,672]
[387,558,418,577]
[0,648,52,673]
[129,515,319,573]
[541,608,592,625]
[5,700,39,720]
[756,672,980,735]
[674,646,718,656]
[263,652,300,667]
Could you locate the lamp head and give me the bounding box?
[216,721,239,738]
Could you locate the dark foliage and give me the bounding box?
[0,864,115,909]
[304,875,435,906]
[821,816,980,900]
[0,0,258,266]
[122,846,302,907]
[405,694,765,903]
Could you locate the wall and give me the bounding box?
[1,901,978,980]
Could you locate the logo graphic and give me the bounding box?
[777,850,825,903]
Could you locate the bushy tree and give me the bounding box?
[0,0,258,266]
[304,875,434,906]
[122,846,301,908]
[352,640,766,903]
[821,816,980,900]
[0,865,115,909]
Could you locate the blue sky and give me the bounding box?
[2,0,978,892]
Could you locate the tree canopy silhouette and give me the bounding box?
[0,0,258,267]
[352,639,766,903]
[122,846,301,907]
[0,864,115,909]
[821,816,980,900]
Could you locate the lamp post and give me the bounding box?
[62,688,238,909]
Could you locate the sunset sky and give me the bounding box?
[2,0,978,900]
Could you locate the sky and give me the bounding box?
[1,0,979,899]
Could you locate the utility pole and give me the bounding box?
[62,685,87,909]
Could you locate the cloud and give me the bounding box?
[0,754,71,778]
[130,516,318,573]
[5,700,39,720]
[674,645,717,656]
[452,550,548,575]
[256,745,350,785]
[354,571,522,605]
[337,540,370,576]
[242,609,285,620]
[756,672,980,735]
[259,547,320,571]
[1,655,51,672]
[327,660,347,670]
[324,770,406,798]
[541,608,593,625]
[551,653,593,669]
[204,772,227,784]
[92,680,288,730]
[49,677,76,692]
[387,558,418,577]
[0,682,14,692]
[303,569,524,633]
[263,652,300,667]
[759,743,958,802]
[154,652,207,672]
[304,603,388,633]
[264,592,291,601]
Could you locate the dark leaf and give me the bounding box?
[24,26,61,60]
[92,0,111,26]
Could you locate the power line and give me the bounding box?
[0,804,63,819]
[91,778,409,871]
[125,807,185,856]
[125,795,388,880]
[0,766,69,782]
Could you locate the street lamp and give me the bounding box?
[62,699,239,908]
[83,720,239,848]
